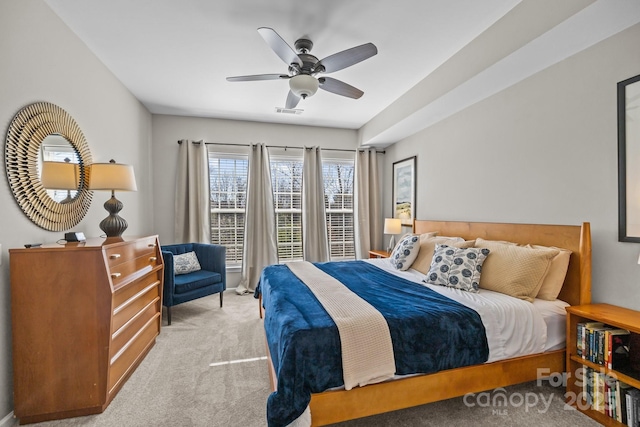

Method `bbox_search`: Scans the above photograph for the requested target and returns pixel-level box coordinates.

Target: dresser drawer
[110,298,159,359]
[113,271,161,309]
[105,237,158,268]
[113,282,160,332]
[108,255,161,289]
[108,314,160,392]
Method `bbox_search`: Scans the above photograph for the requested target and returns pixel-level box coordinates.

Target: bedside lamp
[384,218,402,254]
[41,159,79,204]
[88,159,137,238]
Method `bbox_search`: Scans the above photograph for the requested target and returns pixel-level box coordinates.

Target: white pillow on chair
[173,251,202,275]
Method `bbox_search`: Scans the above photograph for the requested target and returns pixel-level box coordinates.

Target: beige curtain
[354,148,382,259]
[175,140,210,243]
[302,146,329,262]
[236,143,278,294]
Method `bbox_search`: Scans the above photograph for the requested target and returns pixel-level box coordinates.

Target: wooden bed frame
[263,220,592,426]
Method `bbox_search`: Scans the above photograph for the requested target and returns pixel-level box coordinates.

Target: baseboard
[0,412,16,427]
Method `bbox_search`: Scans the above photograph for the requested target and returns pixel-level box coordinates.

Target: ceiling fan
[226,27,378,109]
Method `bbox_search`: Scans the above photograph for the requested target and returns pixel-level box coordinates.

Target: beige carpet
[24,291,600,427]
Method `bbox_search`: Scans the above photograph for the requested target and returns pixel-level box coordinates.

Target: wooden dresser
[9,236,164,424]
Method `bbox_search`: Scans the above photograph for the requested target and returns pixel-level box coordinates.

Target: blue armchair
[161,243,226,325]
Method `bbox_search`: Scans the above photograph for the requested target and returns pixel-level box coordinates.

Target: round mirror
[5,102,93,231]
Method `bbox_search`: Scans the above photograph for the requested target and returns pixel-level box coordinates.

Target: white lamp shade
[88,162,137,191]
[384,218,402,235]
[289,74,319,98]
[41,161,80,190]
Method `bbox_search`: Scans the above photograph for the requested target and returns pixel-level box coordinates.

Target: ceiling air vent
[275,107,303,115]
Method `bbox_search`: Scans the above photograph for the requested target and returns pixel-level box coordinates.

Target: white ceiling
[43,0,640,140]
[43,0,522,129]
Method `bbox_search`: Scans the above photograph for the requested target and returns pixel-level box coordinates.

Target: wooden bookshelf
[566,304,640,426]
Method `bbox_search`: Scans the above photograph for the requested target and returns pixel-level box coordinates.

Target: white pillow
[389,234,421,271]
[173,251,201,275]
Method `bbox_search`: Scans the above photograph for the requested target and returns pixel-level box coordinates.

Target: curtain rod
[177,140,385,154]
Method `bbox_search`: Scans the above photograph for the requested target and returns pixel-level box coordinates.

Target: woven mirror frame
[5,102,93,231]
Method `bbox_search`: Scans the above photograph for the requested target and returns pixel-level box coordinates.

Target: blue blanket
[257,261,489,427]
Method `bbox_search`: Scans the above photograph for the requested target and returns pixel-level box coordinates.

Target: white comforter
[366,258,565,362]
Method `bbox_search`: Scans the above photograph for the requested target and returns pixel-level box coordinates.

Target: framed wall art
[392,156,416,226]
[618,73,640,242]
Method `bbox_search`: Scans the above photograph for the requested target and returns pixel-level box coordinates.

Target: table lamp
[88,159,137,238]
[40,158,79,203]
[384,218,402,254]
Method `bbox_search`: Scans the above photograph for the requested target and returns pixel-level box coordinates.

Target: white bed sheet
[365,258,567,362]
[533,298,570,351]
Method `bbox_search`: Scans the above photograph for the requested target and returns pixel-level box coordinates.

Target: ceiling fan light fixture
[289,74,319,98]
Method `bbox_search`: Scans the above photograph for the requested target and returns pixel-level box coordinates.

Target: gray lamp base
[99,193,128,238]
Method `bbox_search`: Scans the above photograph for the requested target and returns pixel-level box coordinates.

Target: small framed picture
[392,156,416,226]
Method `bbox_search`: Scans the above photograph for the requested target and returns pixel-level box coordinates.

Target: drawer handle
[149,256,157,262]
[148,243,157,248]
[110,253,121,259]
[111,272,122,279]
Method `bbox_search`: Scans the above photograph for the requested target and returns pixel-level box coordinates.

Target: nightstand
[368,250,390,259]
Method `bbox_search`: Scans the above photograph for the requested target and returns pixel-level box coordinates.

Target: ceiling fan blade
[258,27,303,67]
[317,43,377,74]
[226,74,289,82]
[318,77,364,99]
[285,91,301,109]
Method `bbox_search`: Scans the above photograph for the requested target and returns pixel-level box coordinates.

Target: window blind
[209,153,248,265]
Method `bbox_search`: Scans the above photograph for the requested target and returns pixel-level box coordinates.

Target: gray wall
[382,23,640,311]
[0,1,154,423]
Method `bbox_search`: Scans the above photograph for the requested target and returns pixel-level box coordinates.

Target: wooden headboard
[413,220,592,306]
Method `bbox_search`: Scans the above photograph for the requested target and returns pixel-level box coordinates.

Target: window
[270,156,355,262]
[208,150,355,265]
[209,153,247,265]
[271,158,303,262]
[323,160,355,260]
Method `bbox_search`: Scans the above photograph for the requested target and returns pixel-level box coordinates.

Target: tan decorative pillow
[411,235,474,274]
[475,238,559,302]
[528,245,572,301]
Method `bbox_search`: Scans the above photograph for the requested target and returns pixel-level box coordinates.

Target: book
[617,381,632,424]
[587,324,609,363]
[605,329,610,369]
[582,322,604,360]
[605,375,612,417]
[608,329,631,369]
[598,328,606,365]
[594,372,605,413]
[626,388,640,427]
[577,322,584,357]
[583,367,592,406]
